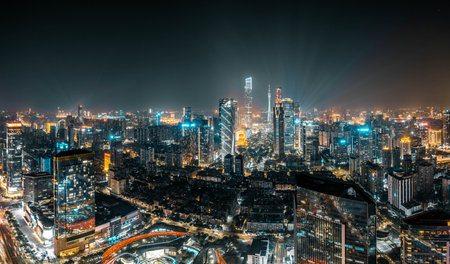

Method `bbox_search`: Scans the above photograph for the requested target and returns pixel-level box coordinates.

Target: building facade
[295,174,376,264]
[54,149,95,257]
[244,77,253,129]
[6,122,23,193]
[219,98,237,158]
[282,98,295,152]
[401,210,450,264]
[23,172,53,205]
[273,102,285,156]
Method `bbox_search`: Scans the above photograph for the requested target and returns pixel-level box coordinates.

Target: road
[0,222,23,264]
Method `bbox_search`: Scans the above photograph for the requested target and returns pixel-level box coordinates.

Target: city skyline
[1,2,450,264]
[2,1,450,112]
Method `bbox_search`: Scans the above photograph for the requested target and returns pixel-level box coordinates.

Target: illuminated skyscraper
[443,109,450,146]
[180,121,199,165]
[6,122,23,194]
[400,137,411,158]
[155,112,161,126]
[273,101,285,156]
[77,104,83,118]
[295,173,377,264]
[282,98,294,152]
[244,77,253,129]
[183,106,192,122]
[428,129,442,146]
[54,149,95,257]
[276,87,282,103]
[219,98,237,158]
[198,117,214,165]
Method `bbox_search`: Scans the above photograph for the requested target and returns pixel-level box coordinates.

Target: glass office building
[295,173,377,264]
[54,149,95,257]
[6,122,23,193]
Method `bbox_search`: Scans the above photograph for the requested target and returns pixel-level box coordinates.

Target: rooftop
[295,172,375,204]
[248,239,269,256]
[23,172,52,178]
[403,210,450,226]
[95,192,138,226]
[55,149,93,158]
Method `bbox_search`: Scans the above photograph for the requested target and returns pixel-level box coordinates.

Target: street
[0,222,23,264]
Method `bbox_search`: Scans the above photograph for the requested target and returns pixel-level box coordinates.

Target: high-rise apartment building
[6,122,23,194]
[388,170,415,210]
[54,149,95,257]
[295,173,377,264]
[219,98,237,158]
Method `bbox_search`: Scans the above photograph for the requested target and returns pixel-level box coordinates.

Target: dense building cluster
[0,79,449,264]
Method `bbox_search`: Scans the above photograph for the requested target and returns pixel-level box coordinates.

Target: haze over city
[1,1,450,112]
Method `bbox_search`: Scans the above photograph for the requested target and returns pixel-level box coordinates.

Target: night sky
[1,1,450,112]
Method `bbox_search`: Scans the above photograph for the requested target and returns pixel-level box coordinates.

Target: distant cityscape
[0,76,449,264]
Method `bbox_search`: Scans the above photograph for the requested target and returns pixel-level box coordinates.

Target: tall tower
[276,87,282,103]
[273,102,285,156]
[219,98,237,159]
[267,85,271,124]
[5,122,23,194]
[244,77,253,129]
[54,149,95,257]
[282,98,295,152]
[183,106,192,122]
[77,104,83,118]
[443,109,450,146]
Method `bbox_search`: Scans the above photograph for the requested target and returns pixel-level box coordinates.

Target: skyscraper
[388,170,415,210]
[443,109,450,146]
[276,87,282,103]
[273,101,285,156]
[282,98,294,152]
[54,149,95,257]
[400,137,411,158]
[183,106,192,122]
[6,122,23,194]
[295,173,377,264]
[234,154,244,176]
[77,104,83,118]
[244,77,253,129]
[219,98,237,159]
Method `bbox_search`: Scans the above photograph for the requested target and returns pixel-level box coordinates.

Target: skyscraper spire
[276,87,282,103]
